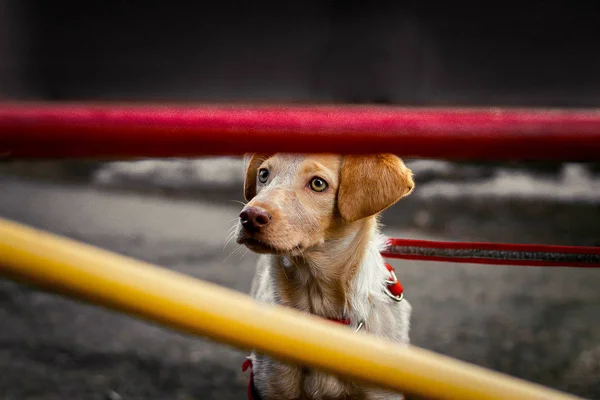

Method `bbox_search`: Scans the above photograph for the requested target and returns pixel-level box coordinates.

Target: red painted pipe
[1,102,600,160]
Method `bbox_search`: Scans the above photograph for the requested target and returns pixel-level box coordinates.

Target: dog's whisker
[226,226,238,237]
[223,220,241,250]
[224,228,236,241]
[223,234,236,250]
[224,244,243,262]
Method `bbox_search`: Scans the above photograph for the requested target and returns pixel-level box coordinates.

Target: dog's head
[236,154,414,255]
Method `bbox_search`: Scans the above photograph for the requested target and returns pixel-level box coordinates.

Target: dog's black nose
[240,207,271,232]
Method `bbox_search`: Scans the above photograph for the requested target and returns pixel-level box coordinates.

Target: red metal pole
[1,102,600,160]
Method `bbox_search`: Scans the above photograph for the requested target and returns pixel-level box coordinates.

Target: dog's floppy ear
[244,153,270,201]
[338,155,414,222]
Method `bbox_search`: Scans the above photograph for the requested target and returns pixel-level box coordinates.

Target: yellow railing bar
[0,217,582,400]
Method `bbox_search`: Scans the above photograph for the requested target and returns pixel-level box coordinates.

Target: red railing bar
[1,102,600,160]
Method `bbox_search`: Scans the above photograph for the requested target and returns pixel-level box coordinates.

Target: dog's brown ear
[244,153,270,201]
[338,155,414,222]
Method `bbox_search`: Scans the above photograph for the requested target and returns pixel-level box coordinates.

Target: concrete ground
[0,177,599,399]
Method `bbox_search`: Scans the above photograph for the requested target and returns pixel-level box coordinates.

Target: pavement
[0,177,599,399]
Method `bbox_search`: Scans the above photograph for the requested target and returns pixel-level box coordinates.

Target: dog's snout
[240,207,272,232]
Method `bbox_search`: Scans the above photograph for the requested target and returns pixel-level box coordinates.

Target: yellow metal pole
[0,217,582,400]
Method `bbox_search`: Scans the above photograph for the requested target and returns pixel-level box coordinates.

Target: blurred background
[1,1,600,399]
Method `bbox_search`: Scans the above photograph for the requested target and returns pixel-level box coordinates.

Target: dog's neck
[272,216,389,325]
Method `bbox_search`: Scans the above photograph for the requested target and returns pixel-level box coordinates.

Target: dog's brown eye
[258,168,269,183]
[309,177,328,192]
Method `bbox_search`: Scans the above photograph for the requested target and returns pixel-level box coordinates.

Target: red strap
[242,358,258,400]
[327,318,352,325]
[242,358,252,372]
[385,263,404,297]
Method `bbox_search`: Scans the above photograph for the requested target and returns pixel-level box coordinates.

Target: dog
[236,153,414,400]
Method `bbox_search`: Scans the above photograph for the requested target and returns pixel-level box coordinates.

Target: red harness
[242,263,404,400]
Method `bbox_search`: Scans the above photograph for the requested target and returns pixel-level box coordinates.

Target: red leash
[382,238,600,268]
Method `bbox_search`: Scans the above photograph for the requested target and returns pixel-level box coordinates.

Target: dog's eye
[309,177,328,192]
[258,168,269,183]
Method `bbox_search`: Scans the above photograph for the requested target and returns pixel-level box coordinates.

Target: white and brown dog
[236,154,414,400]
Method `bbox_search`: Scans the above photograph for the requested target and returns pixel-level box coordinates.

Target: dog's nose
[240,207,271,232]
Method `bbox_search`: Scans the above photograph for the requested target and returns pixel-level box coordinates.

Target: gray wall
[2,1,600,106]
